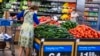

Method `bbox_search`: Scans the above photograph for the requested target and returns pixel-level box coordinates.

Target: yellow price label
[0,0,2,3]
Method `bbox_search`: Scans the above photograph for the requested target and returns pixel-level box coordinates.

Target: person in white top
[70,9,79,22]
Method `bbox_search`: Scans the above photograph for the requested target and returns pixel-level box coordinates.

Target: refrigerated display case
[84,2,100,30]
[34,0,76,21]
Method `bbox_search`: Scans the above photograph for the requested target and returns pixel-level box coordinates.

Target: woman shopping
[15,5,50,56]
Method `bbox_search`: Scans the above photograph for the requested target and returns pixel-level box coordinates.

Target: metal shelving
[84,2,100,30]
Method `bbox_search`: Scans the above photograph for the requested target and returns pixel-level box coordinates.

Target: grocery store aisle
[0,45,19,56]
[0,45,35,56]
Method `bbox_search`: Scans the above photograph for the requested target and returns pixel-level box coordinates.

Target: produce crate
[75,39,100,56]
[33,38,75,56]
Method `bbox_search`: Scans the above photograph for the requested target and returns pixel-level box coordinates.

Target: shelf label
[77,45,100,56]
[44,45,72,56]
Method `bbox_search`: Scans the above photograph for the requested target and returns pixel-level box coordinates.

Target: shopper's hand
[12,16,17,19]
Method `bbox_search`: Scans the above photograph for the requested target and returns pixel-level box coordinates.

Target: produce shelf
[85,11,98,13]
[35,37,75,41]
[39,5,56,8]
[86,2,100,4]
[38,11,69,14]
[33,38,75,56]
[76,39,100,41]
[86,20,97,22]
[85,6,99,9]
[85,16,98,17]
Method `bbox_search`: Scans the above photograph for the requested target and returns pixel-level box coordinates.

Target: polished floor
[0,45,35,56]
[0,45,19,56]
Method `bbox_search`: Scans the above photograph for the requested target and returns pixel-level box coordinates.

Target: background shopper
[70,9,79,23]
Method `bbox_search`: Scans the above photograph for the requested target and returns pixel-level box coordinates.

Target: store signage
[77,45,100,56]
[44,45,72,56]
[33,43,40,51]
[33,42,40,56]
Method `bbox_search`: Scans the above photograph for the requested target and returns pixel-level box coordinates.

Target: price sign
[77,45,100,56]
[33,42,40,56]
[44,45,72,56]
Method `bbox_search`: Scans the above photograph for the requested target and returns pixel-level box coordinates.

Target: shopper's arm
[33,13,40,25]
[16,10,24,19]
[33,13,51,25]
[12,10,24,21]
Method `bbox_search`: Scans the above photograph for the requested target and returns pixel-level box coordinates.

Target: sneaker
[4,34,12,39]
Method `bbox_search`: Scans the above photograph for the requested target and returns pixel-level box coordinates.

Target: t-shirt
[71,11,79,22]
[17,10,40,25]
[71,11,79,18]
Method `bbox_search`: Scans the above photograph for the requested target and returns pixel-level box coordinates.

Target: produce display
[69,25,100,39]
[5,0,100,40]
[60,2,76,20]
[62,3,76,13]
[84,3,99,29]
[61,20,77,30]
[34,24,73,39]
[60,14,70,20]
[37,1,76,20]
[34,16,60,27]
[20,1,28,10]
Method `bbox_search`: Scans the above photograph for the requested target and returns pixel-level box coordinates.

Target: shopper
[15,5,50,56]
[70,9,79,23]
[0,10,13,49]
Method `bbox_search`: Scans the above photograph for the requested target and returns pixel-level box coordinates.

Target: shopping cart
[0,18,17,56]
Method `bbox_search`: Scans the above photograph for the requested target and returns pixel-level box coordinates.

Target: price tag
[44,45,72,56]
[33,42,40,56]
[77,45,100,56]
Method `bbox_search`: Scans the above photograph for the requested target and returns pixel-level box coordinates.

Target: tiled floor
[0,45,35,56]
[0,45,19,56]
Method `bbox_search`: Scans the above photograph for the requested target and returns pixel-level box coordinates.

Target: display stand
[33,38,75,56]
[75,39,100,56]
